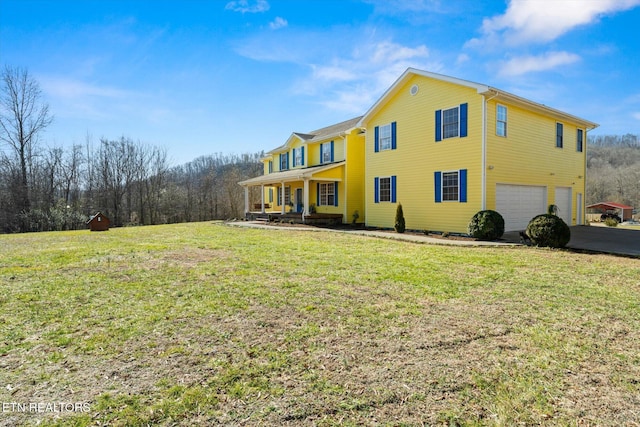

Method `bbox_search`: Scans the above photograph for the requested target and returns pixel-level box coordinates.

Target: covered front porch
[238,162,345,224]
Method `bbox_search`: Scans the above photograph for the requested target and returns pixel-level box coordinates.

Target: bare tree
[0,66,53,220]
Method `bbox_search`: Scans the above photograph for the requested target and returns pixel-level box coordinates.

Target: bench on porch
[304,213,343,226]
[253,203,271,210]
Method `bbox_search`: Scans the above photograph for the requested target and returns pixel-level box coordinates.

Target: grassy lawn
[0,222,639,426]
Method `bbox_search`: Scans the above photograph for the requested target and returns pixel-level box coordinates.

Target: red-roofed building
[586,202,634,221]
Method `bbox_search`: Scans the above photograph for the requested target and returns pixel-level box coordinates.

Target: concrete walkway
[228,221,519,248]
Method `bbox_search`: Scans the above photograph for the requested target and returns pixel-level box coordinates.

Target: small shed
[87,212,110,231]
[586,202,634,221]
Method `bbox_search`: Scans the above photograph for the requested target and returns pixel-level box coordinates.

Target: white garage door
[496,184,547,231]
[555,187,572,226]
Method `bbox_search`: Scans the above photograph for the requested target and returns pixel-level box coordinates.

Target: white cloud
[499,51,581,77]
[476,0,640,46]
[225,0,270,14]
[632,112,640,121]
[296,41,441,114]
[456,53,470,65]
[41,77,130,100]
[269,17,288,30]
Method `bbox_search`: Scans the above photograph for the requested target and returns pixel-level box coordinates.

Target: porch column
[281,182,286,214]
[260,185,265,213]
[303,178,310,223]
[244,186,249,215]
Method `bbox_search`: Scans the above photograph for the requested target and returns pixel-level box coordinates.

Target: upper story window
[435,103,467,142]
[556,123,564,148]
[443,107,460,139]
[268,160,273,173]
[576,129,584,153]
[379,124,392,150]
[497,105,507,137]
[293,147,305,167]
[280,152,289,170]
[374,122,397,152]
[321,141,334,163]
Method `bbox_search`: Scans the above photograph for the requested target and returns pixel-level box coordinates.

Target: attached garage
[555,187,572,226]
[496,184,547,231]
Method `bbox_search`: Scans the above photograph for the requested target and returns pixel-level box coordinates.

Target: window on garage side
[556,122,564,148]
[497,105,507,137]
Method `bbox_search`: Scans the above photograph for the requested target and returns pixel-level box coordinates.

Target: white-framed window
[442,106,459,139]
[379,177,392,202]
[379,123,392,151]
[277,186,290,205]
[321,142,332,163]
[442,171,459,202]
[319,182,335,206]
[556,122,564,148]
[497,105,507,137]
[280,153,288,170]
[294,147,303,167]
[577,129,584,153]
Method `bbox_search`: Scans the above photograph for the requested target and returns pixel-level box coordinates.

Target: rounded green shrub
[526,214,571,248]
[467,210,505,240]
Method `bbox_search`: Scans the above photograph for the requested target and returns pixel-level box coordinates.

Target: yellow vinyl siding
[365,75,482,233]
[345,131,365,223]
[485,100,586,225]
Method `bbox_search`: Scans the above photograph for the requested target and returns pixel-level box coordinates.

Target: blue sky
[2,0,640,165]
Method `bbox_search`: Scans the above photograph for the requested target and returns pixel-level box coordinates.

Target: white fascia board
[485,88,599,130]
[357,67,490,127]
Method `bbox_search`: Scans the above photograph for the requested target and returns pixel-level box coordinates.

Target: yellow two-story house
[239,117,366,224]
[240,68,598,232]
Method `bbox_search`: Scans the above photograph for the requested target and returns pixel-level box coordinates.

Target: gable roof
[587,202,634,210]
[239,161,345,186]
[357,68,598,130]
[268,116,363,154]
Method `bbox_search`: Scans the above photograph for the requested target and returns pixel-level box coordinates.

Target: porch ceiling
[239,161,345,186]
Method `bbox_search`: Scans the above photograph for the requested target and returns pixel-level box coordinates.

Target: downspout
[481,90,499,211]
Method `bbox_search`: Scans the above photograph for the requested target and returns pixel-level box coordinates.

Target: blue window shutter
[391,175,397,203]
[434,171,442,202]
[391,121,397,149]
[374,177,380,203]
[334,182,338,207]
[292,150,296,167]
[374,126,379,152]
[316,183,320,206]
[330,141,334,162]
[459,169,467,202]
[319,144,324,163]
[460,103,468,138]
[435,110,442,142]
[286,152,290,169]
[301,146,305,165]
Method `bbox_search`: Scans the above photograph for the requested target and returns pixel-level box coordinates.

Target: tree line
[587,134,640,212]
[0,65,263,233]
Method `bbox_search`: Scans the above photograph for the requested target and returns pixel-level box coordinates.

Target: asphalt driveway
[566,225,640,257]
